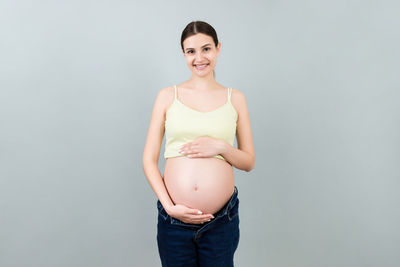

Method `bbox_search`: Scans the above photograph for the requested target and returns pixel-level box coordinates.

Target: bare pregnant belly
[163,156,235,215]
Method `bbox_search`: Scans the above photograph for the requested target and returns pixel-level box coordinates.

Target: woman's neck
[187,73,218,90]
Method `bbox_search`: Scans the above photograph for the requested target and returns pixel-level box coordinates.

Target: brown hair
[180,21,219,77]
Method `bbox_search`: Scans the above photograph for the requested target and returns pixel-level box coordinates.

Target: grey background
[1,0,399,266]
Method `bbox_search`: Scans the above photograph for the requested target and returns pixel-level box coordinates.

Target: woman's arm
[220,88,255,172]
[142,88,175,211]
[219,140,254,172]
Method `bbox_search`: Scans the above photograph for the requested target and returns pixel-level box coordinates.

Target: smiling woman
[181,25,219,78]
[142,20,255,267]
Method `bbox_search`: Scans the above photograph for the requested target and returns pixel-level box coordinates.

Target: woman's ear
[217,42,221,56]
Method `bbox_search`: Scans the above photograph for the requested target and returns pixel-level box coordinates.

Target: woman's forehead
[183,33,213,48]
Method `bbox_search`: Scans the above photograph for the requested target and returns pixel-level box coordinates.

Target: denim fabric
[156,186,240,267]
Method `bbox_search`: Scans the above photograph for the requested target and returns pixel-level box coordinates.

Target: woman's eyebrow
[185,43,212,51]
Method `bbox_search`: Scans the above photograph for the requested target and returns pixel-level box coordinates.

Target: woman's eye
[187,47,209,54]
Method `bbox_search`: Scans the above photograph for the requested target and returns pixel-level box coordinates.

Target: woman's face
[182,33,221,77]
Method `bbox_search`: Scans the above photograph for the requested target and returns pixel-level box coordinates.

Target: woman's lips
[194,63,209,70]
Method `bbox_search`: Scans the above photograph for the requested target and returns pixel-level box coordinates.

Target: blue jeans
[156,186,240,267]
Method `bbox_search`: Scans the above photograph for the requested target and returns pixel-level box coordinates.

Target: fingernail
[198,211,202,214]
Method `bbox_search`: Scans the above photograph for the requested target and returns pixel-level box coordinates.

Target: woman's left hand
[179,136,225,159]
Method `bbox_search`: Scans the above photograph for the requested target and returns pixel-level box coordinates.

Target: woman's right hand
[167,204,215,224]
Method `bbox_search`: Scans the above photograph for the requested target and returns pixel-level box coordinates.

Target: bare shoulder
[153,86,175,114]
[230,88,249,115]
[143,86,175,163]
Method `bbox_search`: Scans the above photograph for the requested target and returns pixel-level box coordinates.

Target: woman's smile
[194,63,209,70]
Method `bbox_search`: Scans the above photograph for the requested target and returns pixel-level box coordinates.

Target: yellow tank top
[164,85,237,161]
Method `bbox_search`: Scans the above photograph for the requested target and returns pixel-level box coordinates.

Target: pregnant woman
[142,20,255,267]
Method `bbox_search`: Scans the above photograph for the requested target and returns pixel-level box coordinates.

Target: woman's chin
[192,70,213,77]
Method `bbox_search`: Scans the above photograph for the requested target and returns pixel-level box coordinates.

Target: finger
[188,209,203,215]
[186,215,214,223]
[188,152,202,158]
[193,214,214,220]
[187,217,212,224]
[183,213,208,219]
[187,148,196,153]
[186,210,215,220]
[181,149,193,156]
[207,213,215,219]
[186,142,194,147]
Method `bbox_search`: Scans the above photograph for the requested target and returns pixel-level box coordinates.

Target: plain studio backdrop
[0,0,399,266]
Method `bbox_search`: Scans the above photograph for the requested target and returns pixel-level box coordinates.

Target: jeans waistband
[212,185,238,217]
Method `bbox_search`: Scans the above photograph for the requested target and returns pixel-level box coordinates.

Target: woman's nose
[195,51,204,61]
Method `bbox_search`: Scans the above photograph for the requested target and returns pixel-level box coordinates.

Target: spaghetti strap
[174,85,177,100]
[228,87,232,102]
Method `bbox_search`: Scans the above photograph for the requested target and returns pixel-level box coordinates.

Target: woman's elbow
[246,155,255,172]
